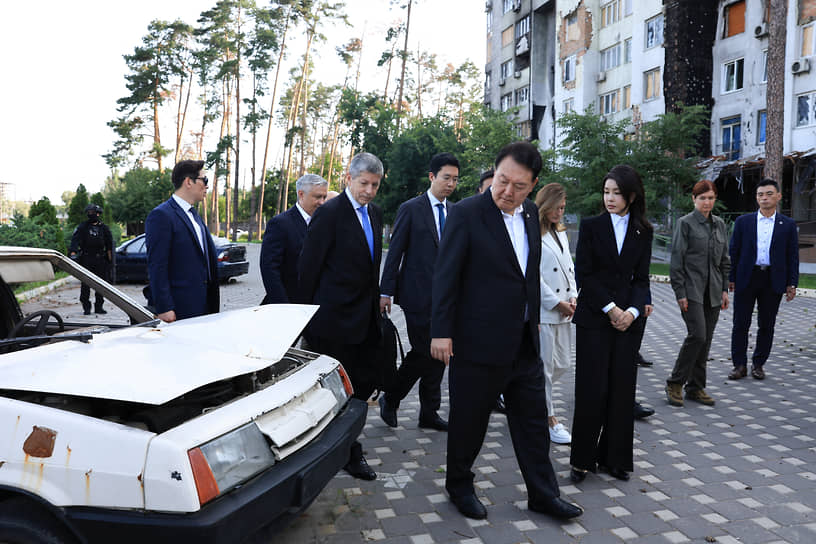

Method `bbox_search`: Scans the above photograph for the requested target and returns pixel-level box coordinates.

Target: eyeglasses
[193,176,209,186]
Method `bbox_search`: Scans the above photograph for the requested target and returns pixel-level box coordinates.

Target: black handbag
[376,311,405,396]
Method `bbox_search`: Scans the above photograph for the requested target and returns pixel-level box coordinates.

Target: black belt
[753,265,771,271]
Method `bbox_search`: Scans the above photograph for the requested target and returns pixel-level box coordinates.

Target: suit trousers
[731,268,782,368]
[446,327,560,503]
[386,313,445,417]
[571,322,640,473]
[668,298,720,391]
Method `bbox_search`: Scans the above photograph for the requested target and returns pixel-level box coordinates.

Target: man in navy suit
[260,174,328,304]
[430,142,581,521]
[378,153,459,432]
[728,178,799,381]
[145,160,219,322]
[299,152,384,481]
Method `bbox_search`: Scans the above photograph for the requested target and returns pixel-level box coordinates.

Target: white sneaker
[549,423,572,444]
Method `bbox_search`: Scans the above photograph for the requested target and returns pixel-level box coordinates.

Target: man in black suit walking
[430,142,582,521]
[260,174,328,304]
[298,152,384,480]
[378,153,459,432]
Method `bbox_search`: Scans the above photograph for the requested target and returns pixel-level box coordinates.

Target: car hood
[0,304,318,405]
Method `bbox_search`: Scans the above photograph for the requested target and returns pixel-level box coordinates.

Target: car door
[115,236,148,282]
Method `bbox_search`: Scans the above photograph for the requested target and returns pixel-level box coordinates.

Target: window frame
[601,0,622,29]
[601,43,622,71]
[502,0,514,14]
[501,26,514,47]
[644,67,661,101]
[623,85,631,109]
[624,38,632,63]
[796,91,816,127]
[500,60,513,80]
[722,57,745,94]
[563,98,575,113]
[645,14,664,50]
[721,115,742,160]
[761,50,768,84]
[500,92,514,112]
[599,89,620,115]
[801,22,815,58]
[565,12,579,41]
[515,16,530,39]
[723,0,746,39]
[564,55,576,83]
[757,110,767,144]
[515,86,530,106]
[487,9,493,33]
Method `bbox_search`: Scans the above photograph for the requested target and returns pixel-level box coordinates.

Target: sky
[0,1,484,206]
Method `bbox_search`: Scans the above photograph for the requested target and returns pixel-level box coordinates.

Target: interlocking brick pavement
[19,245,816,542]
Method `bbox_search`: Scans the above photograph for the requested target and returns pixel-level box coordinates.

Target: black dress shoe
[450,493,487,519]
[94,307,107,314]
[528,496,583,519]
[344,455,376,480]
[418,413,448,431]
[494,395,506,414]
[598,465,630,481]
[633,401,655,420]
[751,365,766,380]
[378,395,398,428]
[570,467,587,483]
[636,352,653,367]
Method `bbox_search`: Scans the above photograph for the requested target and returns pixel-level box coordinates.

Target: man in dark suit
[728,178,798,381]
[430,142,582,521]
[378,153,459,432]
[145,160,219,322]
[260,174,328,304]
[298,152,384,480]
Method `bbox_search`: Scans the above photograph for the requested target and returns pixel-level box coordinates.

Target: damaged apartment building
[484,0,816,232]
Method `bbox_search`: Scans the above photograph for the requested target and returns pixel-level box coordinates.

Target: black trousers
[731,268,783,369]
[446,327,559,503]
[571,321,641,473]
[79,257,109,309]
[385,313,444,417]
[308,330,379,461]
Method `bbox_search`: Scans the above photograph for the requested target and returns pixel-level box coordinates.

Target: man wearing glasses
[145,159,219,322]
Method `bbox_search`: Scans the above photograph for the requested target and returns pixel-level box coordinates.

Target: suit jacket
[572,213,652,329]
[298,191,383,344]
[670,209,730,306]
[260,205,307,304]
[145,197,219,320]
[539,229,577,324]
[380,193,450,325]
[729,211,799,294]
[431,191,541,365]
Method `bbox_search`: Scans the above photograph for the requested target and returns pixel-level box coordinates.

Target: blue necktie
[359,205,374,260]
[436,203,446,238]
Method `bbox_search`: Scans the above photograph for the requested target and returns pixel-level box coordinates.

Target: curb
[649,273,816,298]
[15,277,78,303]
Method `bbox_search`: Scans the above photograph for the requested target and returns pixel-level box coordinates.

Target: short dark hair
[479,169,494,186]
[757,178,780,192]
[429,153,459,176]
[494,142,542,180]
[172,160,205,189]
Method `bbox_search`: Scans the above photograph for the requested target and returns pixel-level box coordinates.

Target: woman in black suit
[570,165,653,483]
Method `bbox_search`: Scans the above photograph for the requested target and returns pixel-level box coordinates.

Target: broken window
[487,10,493,33]
[563,98,575,113]
[724,1,746,38]
[501,59,513,79]
[565,12,579,41]
[515,86,530,105]
[623,85,631,109]
[721,116,741,160]
[644,67,661,101]
[645,15,664,49]
[757,110,767,144]
[502,26,514,47]
[515,16,530,38]
[796,92,816,127]
[501,93,513,112]
[503,0,514,14]
[722,58,744,93]
[624,38,632,63]
[802,23,815,57]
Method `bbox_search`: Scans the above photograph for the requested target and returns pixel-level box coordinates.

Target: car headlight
[188,423,275,505]
[320,364,353,408]
[217,251,227,261]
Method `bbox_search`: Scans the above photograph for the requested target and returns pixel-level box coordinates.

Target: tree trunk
[258,6,292,231]
[298,29,315,178]
[153,73,163,172]
[396,0,412,132]
[416,43,422,119]
[764,0,787,187]
[383,40,396,101]
[233,49,241,242]
[175,66,193,163]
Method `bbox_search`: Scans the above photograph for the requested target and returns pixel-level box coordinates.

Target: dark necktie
[358,205,374,260]
[188,206,211,278]
[436,203,446,238]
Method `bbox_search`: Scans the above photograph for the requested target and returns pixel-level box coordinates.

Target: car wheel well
[0,493,80,544]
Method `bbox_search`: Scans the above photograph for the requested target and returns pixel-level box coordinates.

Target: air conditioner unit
[754,24,768,38]
[499,77,507,86]
[512,0,522,12]
[792,58,811,74]
[596,71,607,82]
[514,70,522,78]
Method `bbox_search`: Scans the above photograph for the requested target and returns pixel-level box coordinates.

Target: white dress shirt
[602,212,640,319]
[427,190,447,239]
[756,211,776,266]
[501,205,529,276]
[295,202,312,225]
[172,194,205,252]
[345,187,371,232]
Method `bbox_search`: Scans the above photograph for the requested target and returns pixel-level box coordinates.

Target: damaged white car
[0,246,366,544]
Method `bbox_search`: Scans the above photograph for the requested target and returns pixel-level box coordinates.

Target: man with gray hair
[260,173,328,304]
[299,152,384,480]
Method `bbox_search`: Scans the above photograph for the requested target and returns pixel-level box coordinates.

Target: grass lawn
[12,271,69,295]
[649,263,816,289]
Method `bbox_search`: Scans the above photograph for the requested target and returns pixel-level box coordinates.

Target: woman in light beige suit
[536,183,577,445]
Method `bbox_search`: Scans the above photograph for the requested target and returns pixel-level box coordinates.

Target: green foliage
[28,197,58,226]
[105,168,174,226]
[542,105,709,220]
[381,117,460,222]
[0,213,66,254]
[456,105,517,195]
[67,184,90,228]
[337,89,399,163]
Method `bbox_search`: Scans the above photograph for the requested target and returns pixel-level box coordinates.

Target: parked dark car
[114,233,249,283]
